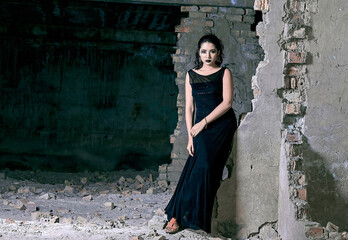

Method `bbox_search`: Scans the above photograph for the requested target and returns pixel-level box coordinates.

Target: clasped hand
[190,120,206,138]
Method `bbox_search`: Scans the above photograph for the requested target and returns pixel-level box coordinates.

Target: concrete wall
[305,0,348,231]
[0,1,179,171]
[212,0,284,238]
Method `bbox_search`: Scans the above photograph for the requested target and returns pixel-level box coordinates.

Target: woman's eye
[201,50,206,54]
[211,50,216,53]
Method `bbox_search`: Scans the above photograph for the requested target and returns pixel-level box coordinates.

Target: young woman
[164,34,237,234]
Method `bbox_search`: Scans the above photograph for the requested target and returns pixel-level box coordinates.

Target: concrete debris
[14,200,26,210]
[148,215,167,230]
[25,201,37,212]
[64,186,74,194]
[155,208,165,216]
[17,187,30,194]
[39,193,55,200]
[82,195,93,201]
[326,221,339,232]
[0,169,226,239]
[136,175,145,184]
[80,177,88,184]
[104,202,115,210]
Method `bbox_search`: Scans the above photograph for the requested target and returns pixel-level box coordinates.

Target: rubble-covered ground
[0,169,229,240]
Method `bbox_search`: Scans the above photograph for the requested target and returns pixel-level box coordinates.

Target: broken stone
[148,215,167,230]
[64,186,74,194]
[77,216,88,224]
[61,217,73,224]
[35,188,43,194]
[157,180,168,190]
[132,190,142,195]
[80,177,87,184]
[118,176,125,183]
[2,200,9,205]
[146,187,155,194]
[17,187,30,194]
[136,183,144,190]
[29,186,36,193]
[49,216,59,224]
[104,202,115,210]
[118,215,128,221]
[82,195,93,201]
[326,221,339,232]
[39,193,55,200]
[122,190,131,196]
[14,200,26,210]
[80,188,89,195]
[148,174,153,182]
[5,218,15,224]
[64,180,72,186]
[136,175,145,184]
[132,213,141,219]
[57,209,70,214]
[9,185,16,191]
[31,211,51,221]
[25,202,37,212]
[126,177,135,183]
[155,208,165,216]
[100,190,109,195]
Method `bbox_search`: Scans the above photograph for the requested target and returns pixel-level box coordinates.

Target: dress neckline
[192,67,224,76]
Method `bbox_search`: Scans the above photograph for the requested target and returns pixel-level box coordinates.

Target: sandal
[164,218,181,234]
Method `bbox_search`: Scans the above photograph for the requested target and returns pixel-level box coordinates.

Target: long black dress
[165,67,237,233]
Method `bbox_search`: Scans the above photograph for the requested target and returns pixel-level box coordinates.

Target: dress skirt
[165,109,237,233]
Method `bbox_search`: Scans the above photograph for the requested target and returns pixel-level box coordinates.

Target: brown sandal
[164,218,181,234]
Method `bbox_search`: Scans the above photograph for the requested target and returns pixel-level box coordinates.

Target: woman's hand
[190,119,206,138]
[187,138,194,156]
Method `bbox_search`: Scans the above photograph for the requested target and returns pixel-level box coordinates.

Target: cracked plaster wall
[212,0,284,238]
[304,0,348,231]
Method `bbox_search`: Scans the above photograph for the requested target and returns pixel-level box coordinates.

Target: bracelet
[204,117,208,129]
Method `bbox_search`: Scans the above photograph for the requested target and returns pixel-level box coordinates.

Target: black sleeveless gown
[165,67,237,233]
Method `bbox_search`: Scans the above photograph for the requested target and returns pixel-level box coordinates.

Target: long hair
[194,34,224,70]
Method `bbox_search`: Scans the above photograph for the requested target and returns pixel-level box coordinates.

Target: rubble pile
[0,169,225,240]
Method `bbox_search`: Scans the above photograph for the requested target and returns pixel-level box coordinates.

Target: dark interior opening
[0,1,184,172]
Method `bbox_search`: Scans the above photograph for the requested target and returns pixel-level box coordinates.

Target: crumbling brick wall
[158,4,263,185]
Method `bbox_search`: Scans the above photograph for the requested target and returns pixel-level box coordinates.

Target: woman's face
[199,42,219,67]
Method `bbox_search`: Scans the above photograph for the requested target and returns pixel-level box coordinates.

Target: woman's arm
[185,72,195,156]
[190,68,234,137]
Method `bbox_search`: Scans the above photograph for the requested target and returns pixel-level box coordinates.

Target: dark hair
[194,34,224,69]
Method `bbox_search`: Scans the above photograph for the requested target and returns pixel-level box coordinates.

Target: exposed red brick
[307,227,324,238]
[199,6,217,13]
[288,51,306,64]
[170,136,176,144]
[297,188,307,200]
[181,6,198,12]
[298,175,306,185]
[286,103,301,115]
[286,66,300,76]
[285,76,301,89]
[205,20,214,27]
[189,11,206,18]
[175,25,190,33]
[286,131,301,142]
[287,41,298,50]
[253,88,261,98]
[254,0,270,11]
